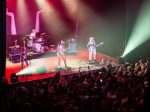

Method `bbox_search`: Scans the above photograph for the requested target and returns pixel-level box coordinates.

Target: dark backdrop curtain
[0,0,6,84]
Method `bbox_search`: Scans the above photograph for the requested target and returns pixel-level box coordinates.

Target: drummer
[29,28,36,39]
[27,28,37,49]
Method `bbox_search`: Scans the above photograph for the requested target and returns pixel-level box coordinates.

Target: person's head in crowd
[1,57,149,112]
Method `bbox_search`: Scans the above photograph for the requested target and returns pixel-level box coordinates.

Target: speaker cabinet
[68,39,77,53]
[9,46,20,63]
[9,54,20,63]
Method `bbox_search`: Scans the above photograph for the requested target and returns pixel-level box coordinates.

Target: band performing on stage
[8,28,104,69]
[5,2,146,111]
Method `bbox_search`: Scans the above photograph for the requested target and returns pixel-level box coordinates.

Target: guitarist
[87,37,103,63]
[56,40,67,68]
[20,46,29,69]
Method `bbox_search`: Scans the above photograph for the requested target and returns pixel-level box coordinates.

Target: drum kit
[23,32,49,53]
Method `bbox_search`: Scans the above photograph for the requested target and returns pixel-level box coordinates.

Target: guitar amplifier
[68,39,77,53]
[9,45,20,55]
[9,45,20,63]
[9,54,20,63]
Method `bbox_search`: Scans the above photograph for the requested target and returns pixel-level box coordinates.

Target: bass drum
[32,43,43,53]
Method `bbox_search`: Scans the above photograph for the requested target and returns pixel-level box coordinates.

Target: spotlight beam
[122,0,150,57]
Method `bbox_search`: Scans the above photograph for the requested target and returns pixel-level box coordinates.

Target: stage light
[122,0,150,57]
[36,65,47,74]
[36,0,46,9]
[16,67,33,75]
[16,59,49,75]
[35,0,69,40]
[6,8,17,35]
[62,0,79,20]
[11,73,18,83]
[17,0,30,31]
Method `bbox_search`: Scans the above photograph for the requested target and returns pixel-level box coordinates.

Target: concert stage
[6,49,118,84]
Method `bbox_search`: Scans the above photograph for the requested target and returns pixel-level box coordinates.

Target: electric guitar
[87,42,104,49]
[96,42,104,47]
[56,47,70,55]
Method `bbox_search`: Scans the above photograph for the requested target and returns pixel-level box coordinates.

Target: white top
[29,32,36,39]
[57,44,65,55]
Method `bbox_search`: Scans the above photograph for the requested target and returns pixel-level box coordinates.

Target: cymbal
[40,32,46,35]
[25,34,30,36]
[50,45,55,47]
[9,45,20,48]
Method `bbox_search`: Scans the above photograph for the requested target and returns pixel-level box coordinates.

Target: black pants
[21,59,28,69]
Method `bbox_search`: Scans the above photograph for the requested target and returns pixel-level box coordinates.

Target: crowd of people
[0,58,150,112]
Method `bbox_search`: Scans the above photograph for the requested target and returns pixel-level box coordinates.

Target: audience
[0,58,150,112]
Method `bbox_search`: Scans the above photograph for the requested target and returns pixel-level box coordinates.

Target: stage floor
[6,49,118,83]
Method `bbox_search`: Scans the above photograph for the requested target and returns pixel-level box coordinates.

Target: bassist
[20,46,29,69]
[87,37,103,63]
